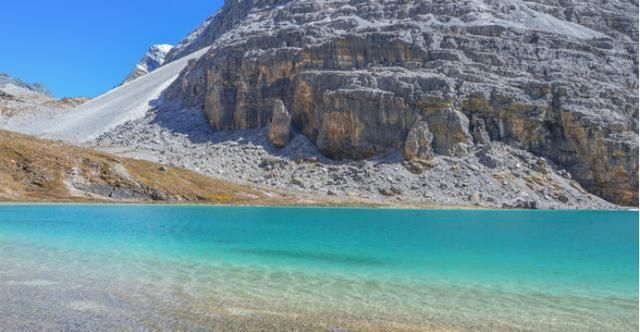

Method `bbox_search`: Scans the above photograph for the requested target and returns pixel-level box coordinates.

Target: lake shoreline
[0,199,631,211]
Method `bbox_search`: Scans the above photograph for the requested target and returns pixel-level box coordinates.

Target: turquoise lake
[0,205,637,331]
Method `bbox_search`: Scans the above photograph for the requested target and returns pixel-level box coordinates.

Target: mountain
[122,44,173,84]
[0,73,87,118]
[0,72,52,97]
[161,0,638,206]
[0,0,636,208]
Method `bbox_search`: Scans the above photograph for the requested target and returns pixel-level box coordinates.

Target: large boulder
[425,109,473,157]
[471,116,492,146]
[404,121,434,161]
[268,99,292,148]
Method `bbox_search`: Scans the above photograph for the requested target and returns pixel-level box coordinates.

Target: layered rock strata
[162,0,638,205]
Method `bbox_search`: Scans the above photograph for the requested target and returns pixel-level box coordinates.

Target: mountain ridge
[0,73,52,97]
[122,44,173,84]
[0,73,88,119]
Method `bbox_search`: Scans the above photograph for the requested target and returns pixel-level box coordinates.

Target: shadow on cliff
[149,100,335,162]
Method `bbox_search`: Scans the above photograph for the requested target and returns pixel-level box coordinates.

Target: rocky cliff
[163,0,638,205]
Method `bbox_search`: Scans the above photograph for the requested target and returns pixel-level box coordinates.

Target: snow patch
[122,44,174,84]
[465,1,608,40]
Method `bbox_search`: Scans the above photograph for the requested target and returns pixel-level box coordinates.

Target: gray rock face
[95,117,618,210]
[268,99,292,148]
[163,0,638,205]
[122,44,173,84]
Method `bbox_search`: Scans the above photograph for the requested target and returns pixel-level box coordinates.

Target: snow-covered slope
[122,44,173,84]
[2,47,209,143]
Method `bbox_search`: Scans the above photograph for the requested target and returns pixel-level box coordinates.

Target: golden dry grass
[0,130,286,204]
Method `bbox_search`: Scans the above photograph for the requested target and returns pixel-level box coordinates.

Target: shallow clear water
[0,205,637,331]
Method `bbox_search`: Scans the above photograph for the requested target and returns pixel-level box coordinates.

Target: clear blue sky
[0,1,223,98]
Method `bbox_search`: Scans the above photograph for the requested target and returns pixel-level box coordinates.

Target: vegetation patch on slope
[0,130,292,205]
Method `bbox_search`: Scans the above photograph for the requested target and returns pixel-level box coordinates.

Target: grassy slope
[0,130,300,205]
